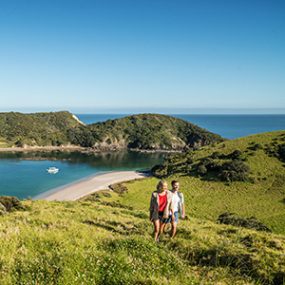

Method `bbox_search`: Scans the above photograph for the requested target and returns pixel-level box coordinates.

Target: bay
[0,151,167,200]
[76,114,285,140]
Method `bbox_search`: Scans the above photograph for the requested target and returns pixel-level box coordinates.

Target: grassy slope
[117,131,285,235]
[1,130,285,284]
[0,200,284,284]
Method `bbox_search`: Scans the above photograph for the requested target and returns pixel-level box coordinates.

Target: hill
[0,112,224,151]
[106,131,285,235]
[0,199,284,284]
[0,111,83,147]
[76,113,225,150]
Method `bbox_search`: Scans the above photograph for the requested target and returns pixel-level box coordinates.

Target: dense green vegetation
[0,198,284,284]
[84,113,225,150]
[0,111,224,150]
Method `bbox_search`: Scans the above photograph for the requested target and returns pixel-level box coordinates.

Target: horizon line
[1,107,285,115]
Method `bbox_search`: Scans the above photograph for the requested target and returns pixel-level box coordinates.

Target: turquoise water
[0,151,167,200]
[76,114,285,139]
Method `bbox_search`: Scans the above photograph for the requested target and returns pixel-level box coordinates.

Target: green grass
[117,131,285,235]
[1,130,285,284]
[0,200,284,284]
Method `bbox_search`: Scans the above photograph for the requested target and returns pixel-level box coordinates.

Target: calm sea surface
[0,114,284,200]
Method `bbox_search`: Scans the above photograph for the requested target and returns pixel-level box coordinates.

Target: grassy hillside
[0,199,284,284]
[0,111,83,147]
[107,131,285,235]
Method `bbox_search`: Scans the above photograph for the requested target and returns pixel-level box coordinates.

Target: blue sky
[1,0,285,114]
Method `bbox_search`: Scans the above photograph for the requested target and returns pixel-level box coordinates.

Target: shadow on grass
[177,247,284,285]
[83,220,144,235]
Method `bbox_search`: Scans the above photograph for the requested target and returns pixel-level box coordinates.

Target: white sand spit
[34,170,151,201]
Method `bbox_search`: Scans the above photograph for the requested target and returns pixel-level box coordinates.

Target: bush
[0,196,23,211]
[247,144,263,151]
[254,143,263,149]
[151,163,168,178]
[197,164,207,175]
[217,213,271,232]
[278,143,285,160]
[229,150,243,160]
[200,157,214,166]
[211,151,221,159]
[110,183,128,196]
[198,157,220,172]
[218,161,250,182]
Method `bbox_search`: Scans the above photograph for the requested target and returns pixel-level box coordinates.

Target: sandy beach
[34,170,151,201]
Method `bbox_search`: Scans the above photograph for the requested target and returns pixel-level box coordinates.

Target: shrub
[217,213,271,232]
[151,163,168,178]
[254,143,263,149]
[229,150,243,160]
[218,161,250,182]
[198,157,220,172]
[200,157,214,166]
[110,183,128,196]
[211,151,221,159]
[197,164,207,175]
[278,143,285,160]
[247,144,263,151]
[185,164,192,172]
[0,196,25,212]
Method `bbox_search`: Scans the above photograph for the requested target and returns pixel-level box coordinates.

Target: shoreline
[33,170,152,201]
[0,146,181,154]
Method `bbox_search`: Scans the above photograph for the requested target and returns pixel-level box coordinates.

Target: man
[164,180,185,239]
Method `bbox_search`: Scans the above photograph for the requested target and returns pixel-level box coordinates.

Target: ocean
[75,114,285,140]
[0,114,284,200]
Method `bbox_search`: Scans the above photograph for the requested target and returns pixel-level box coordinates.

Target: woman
[149,180,174,241]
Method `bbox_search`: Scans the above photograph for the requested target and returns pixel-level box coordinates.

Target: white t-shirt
[171,192,180,213]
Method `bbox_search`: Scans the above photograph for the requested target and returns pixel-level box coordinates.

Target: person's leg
[159,222,167,238]
[170,221,177,239]
[170,212,179,239]
[152,220,160,240]
[163,223,168,233]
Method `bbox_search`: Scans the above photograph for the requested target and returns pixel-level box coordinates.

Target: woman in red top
[149,180,174,241]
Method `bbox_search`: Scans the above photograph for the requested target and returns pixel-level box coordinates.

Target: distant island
[0,111,225,152]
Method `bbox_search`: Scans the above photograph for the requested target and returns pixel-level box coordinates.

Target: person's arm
[149,194,154,222]
[181,203,185,219]
[171,208,175,223]
[149,210,153,222]
[169,192,175,221]
[180,192,185,219]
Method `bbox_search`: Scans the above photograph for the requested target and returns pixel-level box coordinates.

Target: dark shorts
[158,211,170,224]
[167,211,179,223]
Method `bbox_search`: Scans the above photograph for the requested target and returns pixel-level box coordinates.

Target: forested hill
[84,113,224,150]
[0,111,224,150]
[0,111,84,147]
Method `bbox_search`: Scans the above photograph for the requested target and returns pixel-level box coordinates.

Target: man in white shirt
[164,180,185,239]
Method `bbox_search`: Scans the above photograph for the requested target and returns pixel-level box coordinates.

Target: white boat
[46,167,59,174]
